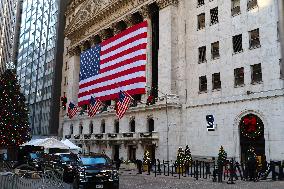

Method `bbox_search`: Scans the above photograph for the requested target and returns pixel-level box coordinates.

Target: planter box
[120,163,136,171]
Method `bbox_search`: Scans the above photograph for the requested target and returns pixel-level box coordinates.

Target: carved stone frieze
[157,0,178,9]
[65,0,179,47]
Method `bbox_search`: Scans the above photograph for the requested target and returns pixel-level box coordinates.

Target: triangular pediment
[65,0,114,38]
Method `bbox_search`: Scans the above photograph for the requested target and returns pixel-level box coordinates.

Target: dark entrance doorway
[145,144,156,163]
[113,145,120,161]
[128,145,136,161]
[239,114,265,162]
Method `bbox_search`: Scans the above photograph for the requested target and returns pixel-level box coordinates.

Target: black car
[54,153,79,183]
[73,154,119,189]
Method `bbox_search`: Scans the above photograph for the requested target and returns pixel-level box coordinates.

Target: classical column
[157,0,178,95]
[67,46,81,105]
[139,5,152,101]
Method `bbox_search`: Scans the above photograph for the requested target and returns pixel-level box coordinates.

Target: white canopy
[21,138,70,150]
[61,139,81,150]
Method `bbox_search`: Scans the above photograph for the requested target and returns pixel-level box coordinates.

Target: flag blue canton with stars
[80,45,101,81]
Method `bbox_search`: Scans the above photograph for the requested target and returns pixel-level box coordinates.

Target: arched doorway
[239,114,265,162]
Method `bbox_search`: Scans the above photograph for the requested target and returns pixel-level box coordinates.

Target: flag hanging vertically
[88,96,102,117]
[116,91,132,119]
[68,102,82,119]
[78,21,148,106]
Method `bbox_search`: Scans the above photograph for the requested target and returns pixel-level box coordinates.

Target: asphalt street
[119,172,284,189]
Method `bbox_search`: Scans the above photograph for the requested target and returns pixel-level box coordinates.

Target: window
[211,41,220,59]
[232,0,241,16]
[277,21,280,40]
[280,59,283,79]
[198,46,206,63]
[197,0,204,6]
[234,67,244,86]
[114,120,119,133]
[249,29,260,49]
[70,124,73,135]
[148,118,154,132]
[130,119,135,132]
[197,13,205,30]
[79,123,83,134]
[210,7,218,25]
[247,0,258,10]
[251,63,262,83]
[89,122,93,134]
[233,34,243,53]
[212,73,221,90]
[199,76,207,92]
[101,120,105,133]
[64,76,67,85]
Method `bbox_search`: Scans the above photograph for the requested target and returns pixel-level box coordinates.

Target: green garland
[240,114,263,139]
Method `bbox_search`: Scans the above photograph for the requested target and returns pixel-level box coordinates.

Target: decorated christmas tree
[184,145,192,165]
[143,150,151,164]
[217,146,227,165]
[0,69,31,147]
[175,147,185,166]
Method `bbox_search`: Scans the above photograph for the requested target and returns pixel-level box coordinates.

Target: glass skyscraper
[16,0,69,136]
[0,0,21,74]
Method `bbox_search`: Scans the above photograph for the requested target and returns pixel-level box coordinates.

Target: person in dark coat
[136,159,142,174]
[115,158,121,170]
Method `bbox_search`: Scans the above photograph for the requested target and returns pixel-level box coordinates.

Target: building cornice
[65,0,179,48]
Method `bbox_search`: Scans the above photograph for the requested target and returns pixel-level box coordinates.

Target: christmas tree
[175,147,185,166]
[217,146,227,165]
[184,145,192,165]
[143,150,151,164]
[0,69,31,147]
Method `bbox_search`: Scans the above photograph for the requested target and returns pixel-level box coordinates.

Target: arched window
[79,122,83,134]
[114,119,119,133]
[89,122,93,134]
[101,120,105,133]
[130,118,135,132]
[70,124,73,135]
[148,118,154,132]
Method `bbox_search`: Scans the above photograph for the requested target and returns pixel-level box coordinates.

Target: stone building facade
[61,0,284,162]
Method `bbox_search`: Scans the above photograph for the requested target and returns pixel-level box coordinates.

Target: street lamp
[279,0,284,78]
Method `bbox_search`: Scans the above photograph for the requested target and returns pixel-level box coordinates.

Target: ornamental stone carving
[65,0,179,48]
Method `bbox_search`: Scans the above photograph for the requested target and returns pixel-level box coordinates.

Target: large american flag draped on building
[78,21,148,106]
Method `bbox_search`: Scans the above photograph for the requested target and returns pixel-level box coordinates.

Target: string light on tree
[0,69,31,147]
[217,146,227,165]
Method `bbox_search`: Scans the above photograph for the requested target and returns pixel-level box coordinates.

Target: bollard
[271,161,276,181]
[163,160,166,176]
[154,160,157,177]
[195,160,199,180]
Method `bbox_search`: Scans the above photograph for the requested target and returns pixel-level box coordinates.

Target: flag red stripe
[78,77,146,98]
[101,21,148,47]
[79,65,145,90]
[100,43,147,65]
[100,54,146,73]
[101,32,147,56]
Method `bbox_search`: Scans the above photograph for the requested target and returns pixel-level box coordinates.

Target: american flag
[88,96,102,117]
[78,21,148,106]
[116,91,132,119]
[68,102,82,119]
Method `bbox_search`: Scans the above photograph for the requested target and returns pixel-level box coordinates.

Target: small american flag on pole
[88,96,102,117]
[68,102,82,119]
[78,21,148,106]
[116,91,132,119]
